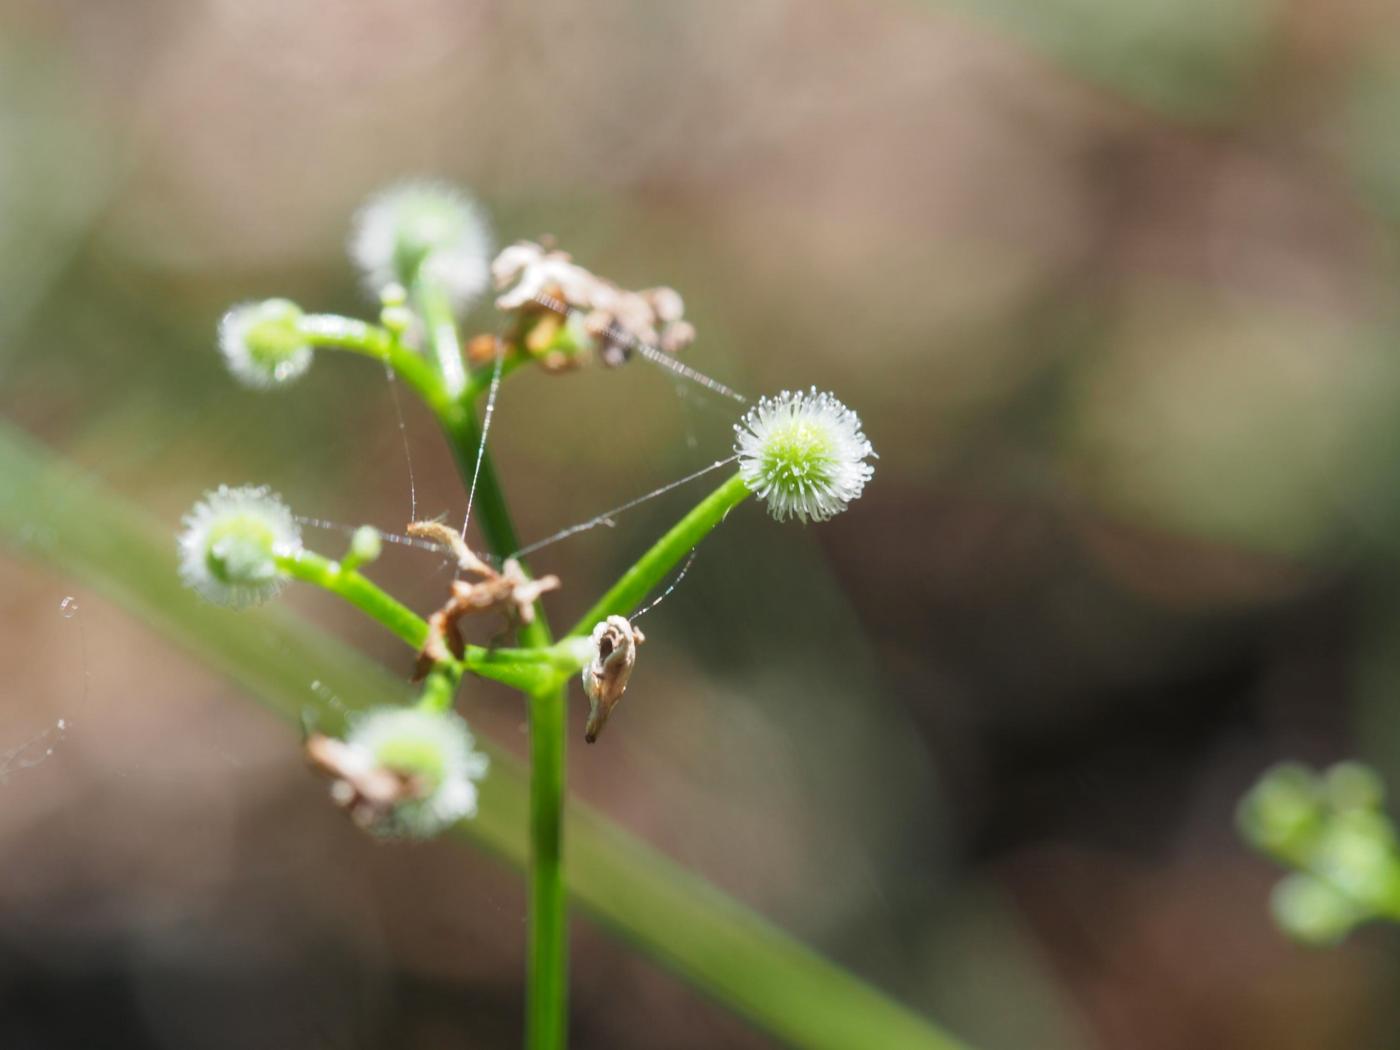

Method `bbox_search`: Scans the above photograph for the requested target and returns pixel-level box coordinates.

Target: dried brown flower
[407,520,561,678]
[305,732,425,830]
[491,240,695,368]
[582,615,645,743]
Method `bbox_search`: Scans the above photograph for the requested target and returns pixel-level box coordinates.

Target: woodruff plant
[1239,760,1400,946]
[179,180,876,1049]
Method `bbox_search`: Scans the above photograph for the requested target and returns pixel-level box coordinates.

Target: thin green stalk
[298,314,455,419]
[444,385,754,1050]
[276,548,554,694]
[418,662,462,714]
[422,291,568,1050]
[447,414,570,1049]
[446,411,570,1048]
[415,279,468,398]
[278,548,425,648]
[300,307,519,562]
[568,472,752,638]
[526,681,567,1050]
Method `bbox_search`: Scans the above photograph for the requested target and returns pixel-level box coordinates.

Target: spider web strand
[530,292,749,404]
[512,455,737,559]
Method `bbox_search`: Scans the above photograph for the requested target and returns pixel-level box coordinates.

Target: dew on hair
[0,716,69,785]
[309,679,348,716]
[630,338,748,404]
[632,548,698,621]
[60,594,91,710]
[294,514,454,556]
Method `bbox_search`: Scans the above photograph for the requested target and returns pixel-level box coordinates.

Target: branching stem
[275,549,559,694]
[301,301,752,1050]
[298,314,454,418]
[405,284,569,1050]
[567,472,751,638]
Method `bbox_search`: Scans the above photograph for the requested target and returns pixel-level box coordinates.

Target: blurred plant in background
[1240,762,1400,946]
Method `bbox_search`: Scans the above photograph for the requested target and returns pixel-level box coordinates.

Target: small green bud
[1237,762,1324,860]
[1325,761,1386,814]
[380,304,414,336]
[1270,873,1362,947]
[177,485,301,608]
[342,525,382,571]
[218,299,313,388]
[349,182,492,312]
[380,282,408,309]
[340,706,490,837]
[1313,810,1400,908]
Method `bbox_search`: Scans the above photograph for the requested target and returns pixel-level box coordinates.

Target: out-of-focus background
[5,1,1400,1047]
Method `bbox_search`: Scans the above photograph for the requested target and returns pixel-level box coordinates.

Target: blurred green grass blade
[0,419,970,1050]
[1345,54,1400,228]
[940,0,1277,122]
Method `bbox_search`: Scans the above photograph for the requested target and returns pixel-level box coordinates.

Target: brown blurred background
[5,0,1400,1047]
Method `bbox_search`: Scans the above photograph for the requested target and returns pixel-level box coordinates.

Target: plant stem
[418,662,462,714]
[526,682,567,1050]
[276,549,554,693]
[455,434,570,1049]
[422,295,568,1050]
[302,307,525,563]
[415,280,468,398]
[448,404,571,1048]
[298,314,456,418]
[278,549,425,647]
[567,472,752,638]
[447,409,526,558]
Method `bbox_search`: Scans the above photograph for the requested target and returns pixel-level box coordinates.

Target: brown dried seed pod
[491,240,696,368]
[466,333,506,367]
[406,521,561,679]
[305,733,425,830]
[582,615,645,743]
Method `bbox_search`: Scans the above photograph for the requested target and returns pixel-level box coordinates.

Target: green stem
[452,429,569,1049]
[276,549,555,694]
[567,472,752,638]
[450,414,570,1049]
[298,314,456,419]
[418,662,462,714]
[527,683,568,1050]
[424,292,569,1050]
[415,279,468,398]
[278,549,425,647]
[447,410,525,559]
